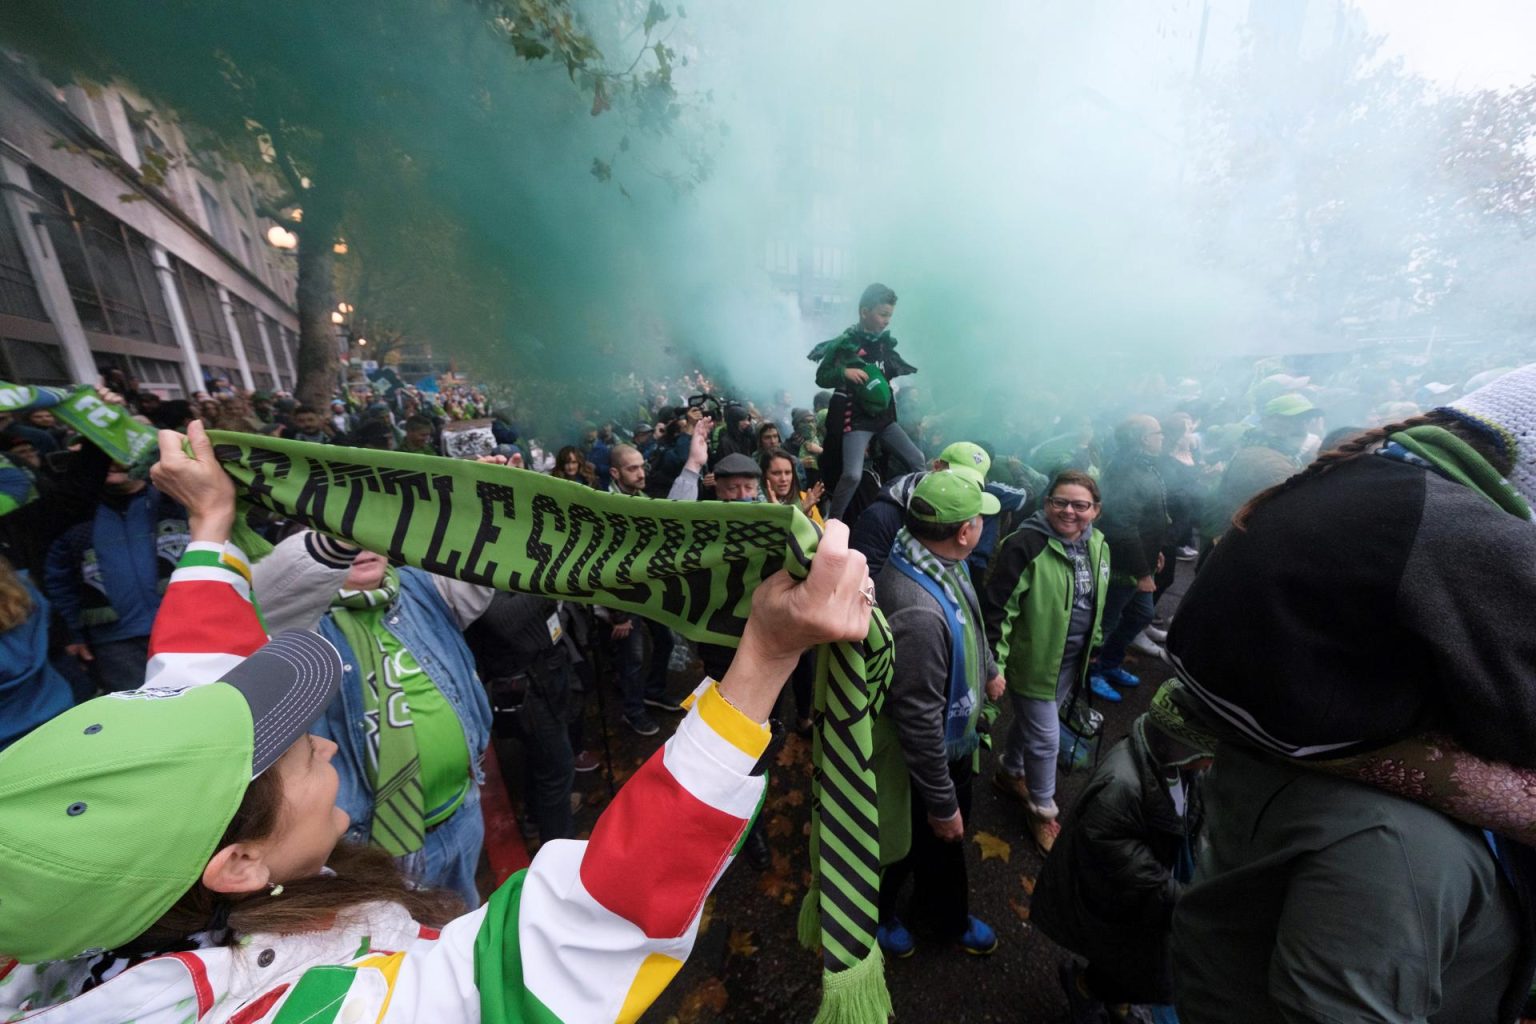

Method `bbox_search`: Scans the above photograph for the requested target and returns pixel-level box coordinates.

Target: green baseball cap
[854,362,892,416]
[0,631,341,962]
[937,441,991,486]
[910,469,1000,524]
[1264,392,1317,417]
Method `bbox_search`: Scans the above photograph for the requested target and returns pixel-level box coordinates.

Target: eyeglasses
[1046,497,1097,513]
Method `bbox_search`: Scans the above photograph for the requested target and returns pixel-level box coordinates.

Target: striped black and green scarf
[207,431,894,1023]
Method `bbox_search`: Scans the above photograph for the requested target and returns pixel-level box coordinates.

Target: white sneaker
[1143,625,1168,643]
[1129,632,1165,658]
[1177,546,1199,561]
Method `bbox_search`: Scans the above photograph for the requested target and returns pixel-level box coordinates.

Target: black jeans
[490,656,576,842]
[879,758,974,939]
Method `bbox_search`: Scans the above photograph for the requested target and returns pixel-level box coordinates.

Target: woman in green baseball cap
[0,421,876,1024]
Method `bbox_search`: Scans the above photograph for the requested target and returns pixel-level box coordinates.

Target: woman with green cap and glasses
[980,470,1111,856]
[0,421,875,1024]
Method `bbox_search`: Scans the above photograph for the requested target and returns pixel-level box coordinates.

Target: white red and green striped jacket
[0,542,768,1024]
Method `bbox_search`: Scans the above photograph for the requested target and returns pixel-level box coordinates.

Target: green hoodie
[980,513,1111,701]
[808,328,919,391]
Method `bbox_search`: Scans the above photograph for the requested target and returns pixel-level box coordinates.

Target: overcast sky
[1355,0,1536,91]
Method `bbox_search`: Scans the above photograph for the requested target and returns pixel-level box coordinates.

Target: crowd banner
[206,431,894,1023]
[0,380,158,466]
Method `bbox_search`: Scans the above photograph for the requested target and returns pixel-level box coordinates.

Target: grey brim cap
[221,631,343,775]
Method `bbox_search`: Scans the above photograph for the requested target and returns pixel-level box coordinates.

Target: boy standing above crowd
[810,283,927,521]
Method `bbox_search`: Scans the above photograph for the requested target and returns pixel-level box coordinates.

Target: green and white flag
[0,379,158,466]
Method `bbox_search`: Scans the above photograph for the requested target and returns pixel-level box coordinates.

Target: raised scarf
[886,528,984,759]
[0,380,157,468]
[328,569,428,857]
[205,431,893,1023]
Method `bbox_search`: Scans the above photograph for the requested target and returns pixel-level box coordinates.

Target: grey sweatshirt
[875,544,998,819]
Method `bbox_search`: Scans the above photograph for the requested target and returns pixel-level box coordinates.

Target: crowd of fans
[3,290,1536,1023]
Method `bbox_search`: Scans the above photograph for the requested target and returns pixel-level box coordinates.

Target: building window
[171,258,234,358]
[121,100,171,181]
[25,168,177,347]
[198,184,235,253]
[0,337,69,385]
[0,203,48,322]
[279,324,299,382]
[128,355,186,398]
[27,169,107,333]
[239,230,258,272]
[229,294,269,376]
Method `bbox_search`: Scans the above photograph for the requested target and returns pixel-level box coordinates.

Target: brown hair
[759,447,799,505]
[551,445,596,486]
[1232,410,1511,531]
[1048,469,1101,504]
[133,760,462,950]
[0,557,33,632]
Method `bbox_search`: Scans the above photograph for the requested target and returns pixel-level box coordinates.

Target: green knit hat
[0,632,341,962]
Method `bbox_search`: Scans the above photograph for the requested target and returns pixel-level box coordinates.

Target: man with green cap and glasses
[873,469,1007,960]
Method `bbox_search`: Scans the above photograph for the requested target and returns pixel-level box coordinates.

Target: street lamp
[265,225,297,250]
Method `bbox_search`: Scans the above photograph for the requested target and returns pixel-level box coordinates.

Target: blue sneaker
[877,918,915,958]
[958,916,998,955]
[1089,675,1123,703]
[1100,665,1141,688]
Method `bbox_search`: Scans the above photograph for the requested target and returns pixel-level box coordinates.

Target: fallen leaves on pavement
[974,830,1012,863]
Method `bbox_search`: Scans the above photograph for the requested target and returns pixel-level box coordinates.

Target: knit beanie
[1439,362,1536,505]
[1146,680,1219,766]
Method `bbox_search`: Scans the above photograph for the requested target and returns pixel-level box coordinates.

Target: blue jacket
[970,481,1032,578]
[0,575,72,750]
[43,487,187,644]
[314,567,494,845]
[590,438,613,491]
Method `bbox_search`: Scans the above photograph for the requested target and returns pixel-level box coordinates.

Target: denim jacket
[314,567,493,844]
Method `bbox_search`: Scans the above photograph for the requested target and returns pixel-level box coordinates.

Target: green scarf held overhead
[329,568,428,857]
[0,380,158,467]
[205,431,894,1023]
